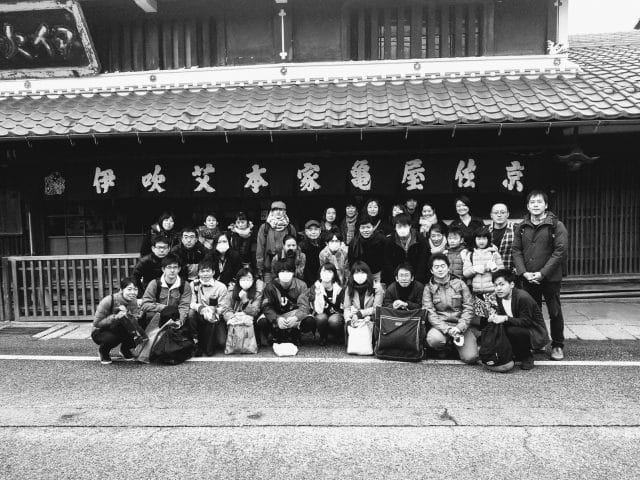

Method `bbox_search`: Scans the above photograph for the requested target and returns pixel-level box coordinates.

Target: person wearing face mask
[92,277,145,365]
[307,263,345,346]
[449,195,485,249]
[140,211,180,256]
[260,260,313,346]
[204,232,242,287]
[271,234,307,281]
[186,261,229,356]
[256,201,297,283]
[382,213,428,286]
[220,267,265,342]
[299,220,324,287]
[172,226,207,282]
[382,264,425,311]
[343,261,384,342]
[348,215,386,284]
[228,212,255,267]
[197,212,221,249]
[319,232,349,284]
[340,199,359,245]
[361,198,392,236]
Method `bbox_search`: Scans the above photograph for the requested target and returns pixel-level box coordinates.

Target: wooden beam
[410,4,422,59]
[133,0,157,13]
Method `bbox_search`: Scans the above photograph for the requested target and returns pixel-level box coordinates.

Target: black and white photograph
[0,0,639,478]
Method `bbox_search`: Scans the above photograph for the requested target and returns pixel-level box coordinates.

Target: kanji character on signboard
[244,164,269,193]
[402,159,426,191]
[502,161,525,192]
[454,158,477,189]
[192,163,216,193]
[297,162,321,192]
[93,167,116,194]
[350,159,371,191]
[141,164,167,193]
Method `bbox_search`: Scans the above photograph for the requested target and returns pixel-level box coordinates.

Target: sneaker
[520,355,535,370]
[120,347,135,361]
[99,351,112,365]
[550,347,565,361]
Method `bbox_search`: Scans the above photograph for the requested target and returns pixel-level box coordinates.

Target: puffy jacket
[189,279,228,314]
[319,243,349,283]
[343,284,385,320]
[446,245,467,279]
[422,276,475,334]
[255,223,297,275]
[220,279,265,323]
[463,246,504,294]
[347,232,386,275]
[382,281,425,310]
[382,231,428,285]
[512,212,568,282]
[93,292,141,331]
[140,275,192,322]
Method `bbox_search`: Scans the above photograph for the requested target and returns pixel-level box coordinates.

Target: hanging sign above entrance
[0,0,99,79]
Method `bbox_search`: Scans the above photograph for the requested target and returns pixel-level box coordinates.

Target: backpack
[149,323,195,365]
[479,323,513,367]
[263,222,296,255]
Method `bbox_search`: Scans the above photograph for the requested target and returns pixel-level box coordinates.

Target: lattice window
[346,1,492,61]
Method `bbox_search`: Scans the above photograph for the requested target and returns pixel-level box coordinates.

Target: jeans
[522,279,564,348]
[426,327,480,364]
[258,313,315,344]
[91,320,135,355]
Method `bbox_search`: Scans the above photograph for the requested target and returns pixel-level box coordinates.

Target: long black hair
[346,261,374,299]
[318,262,342,287]
[231,267,258,303]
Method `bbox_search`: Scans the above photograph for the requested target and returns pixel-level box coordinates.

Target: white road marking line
[0,355,639,366]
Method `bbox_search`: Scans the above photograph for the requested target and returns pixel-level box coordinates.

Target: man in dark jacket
[382,214,428,285]
[259,259,313,345]
[487,269,551,371]
[171,227,207,281]
[132,234,170,294]
[382,263,425,310]
[348,214,386,284]
[512,190,568,361]
[299,219,323,287]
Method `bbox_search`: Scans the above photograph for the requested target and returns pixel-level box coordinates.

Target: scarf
[344,214,358,244]
[230,221,254,239]
[419,214,439,235]
[429,237,447,254]
[267,211,290,231]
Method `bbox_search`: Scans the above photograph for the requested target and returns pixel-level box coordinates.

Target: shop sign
[0,0,99,79]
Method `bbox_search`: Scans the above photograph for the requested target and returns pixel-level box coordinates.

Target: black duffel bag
[150,322,195,365]
[374,306,426,362]
[479,323,513,368]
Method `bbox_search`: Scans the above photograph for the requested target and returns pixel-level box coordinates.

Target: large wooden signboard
[0,0,99,79]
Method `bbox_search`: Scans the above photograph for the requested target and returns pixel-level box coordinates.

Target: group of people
[92,190,568,371]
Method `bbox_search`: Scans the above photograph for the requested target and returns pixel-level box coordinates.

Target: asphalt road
[1,342,640,479]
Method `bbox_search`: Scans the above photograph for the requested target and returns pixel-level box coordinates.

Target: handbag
[224,323,258,354]
[479,323,513,367]
[374,306,425,362]
[149,322,195,365]
[346,321,374,356]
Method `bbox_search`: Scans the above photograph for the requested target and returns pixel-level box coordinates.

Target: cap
[271,200,287,210]
[305,219,321,229]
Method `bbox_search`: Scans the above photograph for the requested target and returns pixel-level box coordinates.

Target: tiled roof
[0,32,639,138]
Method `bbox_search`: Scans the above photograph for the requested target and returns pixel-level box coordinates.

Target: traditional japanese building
[1,0,639,321]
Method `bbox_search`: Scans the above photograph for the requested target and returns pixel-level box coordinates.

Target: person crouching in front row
[382,263,425,312]
[308,263,345,346]
[259,259,313,346]
[422,253,479,364]
[343,261,384,343]
[486,269,550,371]
[186,260,229,357]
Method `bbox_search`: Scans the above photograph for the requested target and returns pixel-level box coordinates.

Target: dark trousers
[256,315,316,344]
[315,313,344,342]
[504,325,533,360]
[522,279,565,348]
[91,321,135,355]
[186,311,228,356]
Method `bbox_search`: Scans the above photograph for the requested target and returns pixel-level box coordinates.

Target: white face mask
[396,226,411,238]
[216,243,229,254]
[239,279,253,290]
[278,272,294,283]
[353,272,367,284]
[320,271,334,283]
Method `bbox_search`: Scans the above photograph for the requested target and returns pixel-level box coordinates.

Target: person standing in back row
[512,190,568,361]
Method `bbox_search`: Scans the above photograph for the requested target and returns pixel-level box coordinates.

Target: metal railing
[3,254,139,321]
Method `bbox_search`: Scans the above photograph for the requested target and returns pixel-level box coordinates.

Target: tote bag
[347,321,374,356]
[224,323,258,355]
[374,306,425,362]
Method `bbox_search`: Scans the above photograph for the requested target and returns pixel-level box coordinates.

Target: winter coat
[139,224,180,256]
[271,247,307,281]
[489,221,517,273]
[319,243,349,283]
[308,281,344,315]
[140,275,192,322]
[261,278,310,325]
[220,279,265,323]
[512,212,568,282]
[189,279,228,314]
[348,232,386,275]
[204,249,243,286]
[299,238,323,286]
[422,276,475,334]
[463,246,504,294]
[171,242,207,281]
[93,291,141,331]
[494,288,550,350]
[255,223,297,275]
[229,230,254,266]
[339,216,359,245]
[382,231,429,285]
[446,245,467,280]
[382,281,425,310]
[449,217,485,249]
[132,253,163,292]
[343,284,385,320]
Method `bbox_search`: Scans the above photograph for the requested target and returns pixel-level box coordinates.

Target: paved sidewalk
[1,300,639,341]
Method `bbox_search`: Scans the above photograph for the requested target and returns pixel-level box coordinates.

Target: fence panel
[4,254,140,321]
